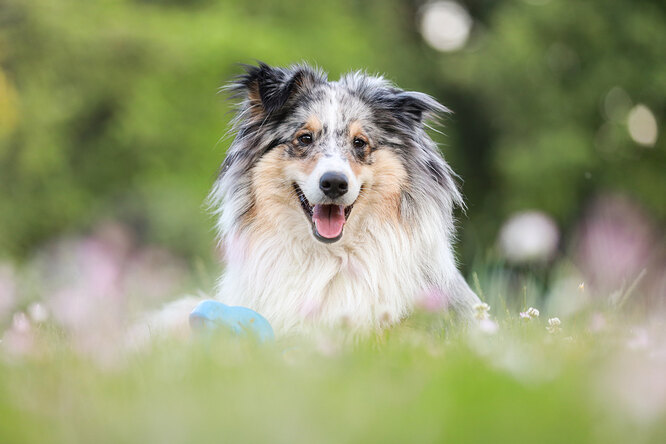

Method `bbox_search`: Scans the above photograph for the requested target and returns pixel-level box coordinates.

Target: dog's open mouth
[293,184,353,243]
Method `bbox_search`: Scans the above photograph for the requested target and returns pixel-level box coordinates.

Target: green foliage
[435,0,666,255]
[0,0,427,259]
[0,0,664,264]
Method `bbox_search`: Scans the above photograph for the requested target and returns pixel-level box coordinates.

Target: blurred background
[0,0,664,332]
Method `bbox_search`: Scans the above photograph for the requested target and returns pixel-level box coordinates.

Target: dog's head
[216,63,460,245]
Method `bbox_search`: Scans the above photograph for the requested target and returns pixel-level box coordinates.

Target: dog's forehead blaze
[303,89,367,133]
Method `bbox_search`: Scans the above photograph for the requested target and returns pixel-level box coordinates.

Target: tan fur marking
[242,146,316,249]
[354,149,407,224]
[305,115,322,133]
[237,147,291,236]
[348,120,365,138]
[292,116,323,148]
[246,83,264,119]
[348,120,372,164]
[289,152,320,176]
[347,154,363,176]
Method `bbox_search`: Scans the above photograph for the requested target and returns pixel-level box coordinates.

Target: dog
[139,62,479,340]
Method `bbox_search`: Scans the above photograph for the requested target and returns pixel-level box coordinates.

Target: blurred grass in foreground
[1,220,664,444]
[1,305,665,444]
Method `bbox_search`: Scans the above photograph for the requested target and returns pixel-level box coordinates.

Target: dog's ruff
[140,63,479,340]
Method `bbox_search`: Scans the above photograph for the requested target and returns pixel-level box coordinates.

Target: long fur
[138,63,479,341]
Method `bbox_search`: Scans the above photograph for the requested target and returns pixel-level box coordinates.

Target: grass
[1,308,664,444]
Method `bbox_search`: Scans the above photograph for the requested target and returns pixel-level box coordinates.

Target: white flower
[478,318,499,335]
[28,302,49,323]
[519,307,540,320]
[547,317,562,334]
[473,302,490,320]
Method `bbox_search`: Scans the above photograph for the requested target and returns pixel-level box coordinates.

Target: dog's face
[221,63,456,245]
[282,115,370,243]
[257,86,404,244]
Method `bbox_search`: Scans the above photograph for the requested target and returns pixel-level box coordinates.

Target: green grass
[1,312,664,444]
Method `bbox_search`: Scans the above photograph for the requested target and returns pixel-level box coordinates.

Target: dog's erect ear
[234,62,323,117]
[391,91,450,126]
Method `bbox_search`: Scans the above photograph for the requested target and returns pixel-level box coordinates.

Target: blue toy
[189,300,275,343]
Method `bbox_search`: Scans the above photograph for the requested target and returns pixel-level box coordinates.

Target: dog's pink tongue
[313,205,345,239]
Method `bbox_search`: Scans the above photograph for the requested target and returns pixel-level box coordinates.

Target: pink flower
[575,195,655,296]
[1,312,37,357]
[123,246,186,306]
[416,286,450,312]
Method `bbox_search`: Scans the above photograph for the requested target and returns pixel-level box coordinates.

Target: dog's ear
[233,62,322,117]
[390,91,450,127]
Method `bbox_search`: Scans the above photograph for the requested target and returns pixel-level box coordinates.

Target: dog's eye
[353,137,367,149]
[297,133,313,146]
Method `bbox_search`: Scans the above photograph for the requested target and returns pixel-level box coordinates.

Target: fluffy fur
[140,63,479,340]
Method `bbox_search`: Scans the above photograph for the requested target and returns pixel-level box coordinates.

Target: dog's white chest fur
[217,212,463,334]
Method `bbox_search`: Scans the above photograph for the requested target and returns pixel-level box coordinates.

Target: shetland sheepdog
[141,62,479,339]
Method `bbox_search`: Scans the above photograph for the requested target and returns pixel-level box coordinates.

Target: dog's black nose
[319,172,348,199]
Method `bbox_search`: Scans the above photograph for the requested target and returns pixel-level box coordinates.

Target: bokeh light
[498,211,559,264]
[603,86,632,122]
[419,1,472,52]
[627,104,659,147]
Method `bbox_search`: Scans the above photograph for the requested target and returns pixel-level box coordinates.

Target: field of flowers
[1,223,664,444]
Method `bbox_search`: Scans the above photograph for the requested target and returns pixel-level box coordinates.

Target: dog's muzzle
[293,183,354,243]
